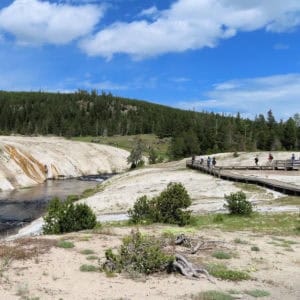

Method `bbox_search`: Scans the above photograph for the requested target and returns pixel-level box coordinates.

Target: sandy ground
[0,136,130,191]
[0,227,299,300]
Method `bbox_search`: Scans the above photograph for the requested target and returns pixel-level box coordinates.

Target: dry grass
[0,238,56,261]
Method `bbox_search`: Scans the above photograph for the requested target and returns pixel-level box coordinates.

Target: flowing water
[0,175,110,237]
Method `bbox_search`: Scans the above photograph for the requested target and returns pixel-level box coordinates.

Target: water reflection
[0,176,108,236]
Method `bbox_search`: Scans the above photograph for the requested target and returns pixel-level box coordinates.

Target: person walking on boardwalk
[191,154,195,165]
[291,153,295,165]
[207,156,211,168]
[268,153,273,165]
[254,155,259,166]
[212,157,216,168]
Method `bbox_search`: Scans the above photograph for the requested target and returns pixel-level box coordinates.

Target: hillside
[1,91,299,156]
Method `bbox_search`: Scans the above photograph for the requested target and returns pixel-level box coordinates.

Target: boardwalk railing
[186,159,300,196]
[273,160,300,170]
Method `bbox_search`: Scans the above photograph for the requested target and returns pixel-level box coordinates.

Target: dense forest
[0,90,299,158]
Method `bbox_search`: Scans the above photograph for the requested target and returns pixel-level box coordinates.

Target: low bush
[224,191,253,216]
[43,197,97,234]
[128,195,154,224]
[128,182,192,226]
[206,263,250,281]
[251,246,260,252]
[103,230,174,275]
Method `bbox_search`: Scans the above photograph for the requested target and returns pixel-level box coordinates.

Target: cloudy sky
[0,0,300,119]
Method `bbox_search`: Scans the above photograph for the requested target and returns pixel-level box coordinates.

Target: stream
[0,175,111,237]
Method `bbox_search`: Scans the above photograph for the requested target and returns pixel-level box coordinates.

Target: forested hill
[0,90,299,156]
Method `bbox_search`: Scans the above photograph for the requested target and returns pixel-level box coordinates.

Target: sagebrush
[43,197,97,234]
[103,230,174,274]
[128,182,192,225]
[224,191,253,216]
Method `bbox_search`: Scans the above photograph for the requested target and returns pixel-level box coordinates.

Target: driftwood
[173,253,214,283]
[175,234,225,254]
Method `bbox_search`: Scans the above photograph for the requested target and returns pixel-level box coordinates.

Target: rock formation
[0,136,129,191]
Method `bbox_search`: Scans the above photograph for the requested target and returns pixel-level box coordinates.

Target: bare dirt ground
[0,226,299,300]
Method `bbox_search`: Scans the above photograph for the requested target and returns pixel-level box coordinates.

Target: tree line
[0,90,299,158]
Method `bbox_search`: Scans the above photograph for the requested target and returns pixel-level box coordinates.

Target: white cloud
[0,0,104,45]
[80,0,300,59]
[177,74,300,119]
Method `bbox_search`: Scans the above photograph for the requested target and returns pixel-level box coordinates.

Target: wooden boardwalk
[186,160,300,196]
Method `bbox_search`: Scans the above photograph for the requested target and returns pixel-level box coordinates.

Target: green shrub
[224,191,253,216]
[233,152,239,158]
[103,230,174,275]
[128,182,192,226]
[43,197,97,234]
[149,147,158,164]
[251,246,260,252]
[128,195,154,224]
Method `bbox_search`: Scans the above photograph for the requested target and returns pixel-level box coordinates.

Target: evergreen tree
[127,139,144,168]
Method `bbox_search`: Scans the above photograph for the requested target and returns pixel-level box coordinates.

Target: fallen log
[173,253,214,282]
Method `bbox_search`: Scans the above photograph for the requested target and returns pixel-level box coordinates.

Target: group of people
[191,155,217,168]
[254,153,299,166]
[192,153,299,168]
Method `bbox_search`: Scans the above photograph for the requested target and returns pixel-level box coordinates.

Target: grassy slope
[71,134,171,159]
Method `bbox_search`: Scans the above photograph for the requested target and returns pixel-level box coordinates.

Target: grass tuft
[212,251,232,260]
[80,264,99,272]
[206,263,250,281]
[191,290,234,300]
[244,289,270,298]
[56,240,75,249]
[86,255,99,261]
[234,238,248,244]
[80,249,95,255]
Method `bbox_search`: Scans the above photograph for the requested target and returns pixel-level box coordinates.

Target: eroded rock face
[0,136,130,191]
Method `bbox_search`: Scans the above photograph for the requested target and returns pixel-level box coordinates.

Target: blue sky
[0,0,300,120]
